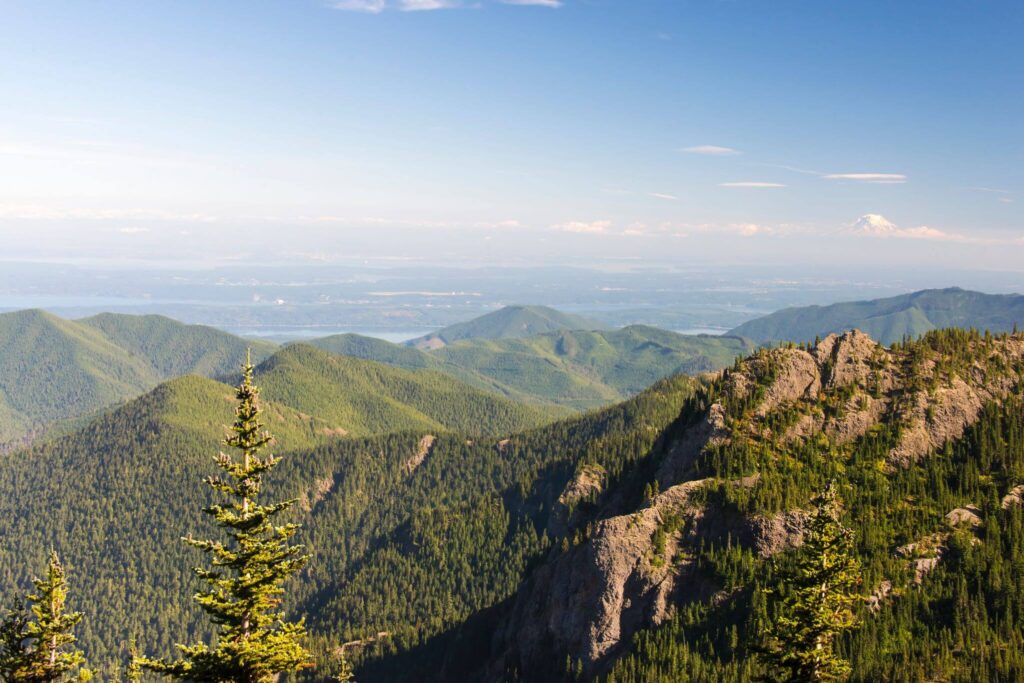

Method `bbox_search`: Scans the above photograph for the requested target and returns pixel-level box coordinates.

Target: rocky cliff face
[489,330,1024,680]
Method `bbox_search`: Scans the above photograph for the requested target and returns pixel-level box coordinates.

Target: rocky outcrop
[489,330,1024,682]
[1002,485,1024,509]
[404,434,436,475]
[497,479,711,679]
[549,464,607,537]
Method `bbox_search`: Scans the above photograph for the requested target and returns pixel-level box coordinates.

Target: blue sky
[0,0,1021,268]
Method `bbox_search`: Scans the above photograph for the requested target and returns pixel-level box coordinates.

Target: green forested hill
[312,326,753,411]
[407,305,606,350]
[729,287,1024,345]
[0,374,333,673]
[254,344,560,436]
[0,310,276,448]
[79,312,276,378]
[0,310,159,446]
[5,328,1024,682]
[0,361,697,678]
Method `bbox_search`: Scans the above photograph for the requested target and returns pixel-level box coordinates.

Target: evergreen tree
[138,352,311,682]
[0,552,91,682]
[0,598,32,679]
[760,482,862,683]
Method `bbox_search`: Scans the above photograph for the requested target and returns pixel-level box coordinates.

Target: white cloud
[683,145,740,156]
[500,0,561,6]
[647,192,678,201]
[719,181,785,188]
[399,0,460,9]
[847,214,964,241]
[552,220,612,234]
[622,222,649,236]
[118,227,150,235]
[331,0,387,12]
[824,173,907,184]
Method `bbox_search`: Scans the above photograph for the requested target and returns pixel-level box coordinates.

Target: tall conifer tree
[760,482,862,683]
[138,351,310,682]
[0,552,91,682]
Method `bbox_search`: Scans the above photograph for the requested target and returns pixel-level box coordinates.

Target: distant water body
[675,327,728,336]
[235,328,433,344]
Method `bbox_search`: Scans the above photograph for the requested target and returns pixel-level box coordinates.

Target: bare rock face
[491,330,1024,682]
[549,464,607,537]
[742,510,807,558]
[1002,485,1024,509]
[755,348,820,416]
[656,402,727,486]
[817,330,882,390]
[499,480,710,679]
[404,434,436,474]
[866,579,894,612]
[945,505,983,528]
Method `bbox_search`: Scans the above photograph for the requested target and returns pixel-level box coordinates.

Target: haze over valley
[1,1,1022,682]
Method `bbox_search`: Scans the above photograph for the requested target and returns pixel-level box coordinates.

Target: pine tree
[0,552,91,682]
[138,352,311,682]
[760,482,862,683]
[0,598,32,679]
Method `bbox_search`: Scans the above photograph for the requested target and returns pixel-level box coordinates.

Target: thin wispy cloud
[719,181,785,188]
[647,192,678,201]
[332,0,386,12]
[400,0,460,10]
[552,220,612,234]
[846,214,965,241]
[825,173,907,184]
[500,0,562,6]
[683,145,740,156]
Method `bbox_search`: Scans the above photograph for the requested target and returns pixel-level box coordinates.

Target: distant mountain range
[407,305,605,350]
[313,322,752,410]
[729,287,1024,345]
[7,289,1024,450]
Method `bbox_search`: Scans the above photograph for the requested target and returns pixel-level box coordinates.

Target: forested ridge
[0,309,275,449]
[313,325,753,411]
[3,326,1024,682]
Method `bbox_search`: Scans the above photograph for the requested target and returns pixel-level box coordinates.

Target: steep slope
[0,375,335,671]
[408,305,606,350]
[6,328,1024,681]
[0,362,698,678]
[78,312,276,378]
[481,327,1024,682]
[0,309,157,446]
[255,344,559,436]
[0,310,276,449]
[730,287,1024,345]
[312,327,753,411]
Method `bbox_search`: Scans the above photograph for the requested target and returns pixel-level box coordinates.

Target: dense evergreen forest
[2,326,1024,681]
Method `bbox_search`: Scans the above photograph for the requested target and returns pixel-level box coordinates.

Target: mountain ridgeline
[729,287,1024,345]
[406,304,607,350]
[4,324,1024,681]
[0,309,276,449]
[312,325,754,411]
